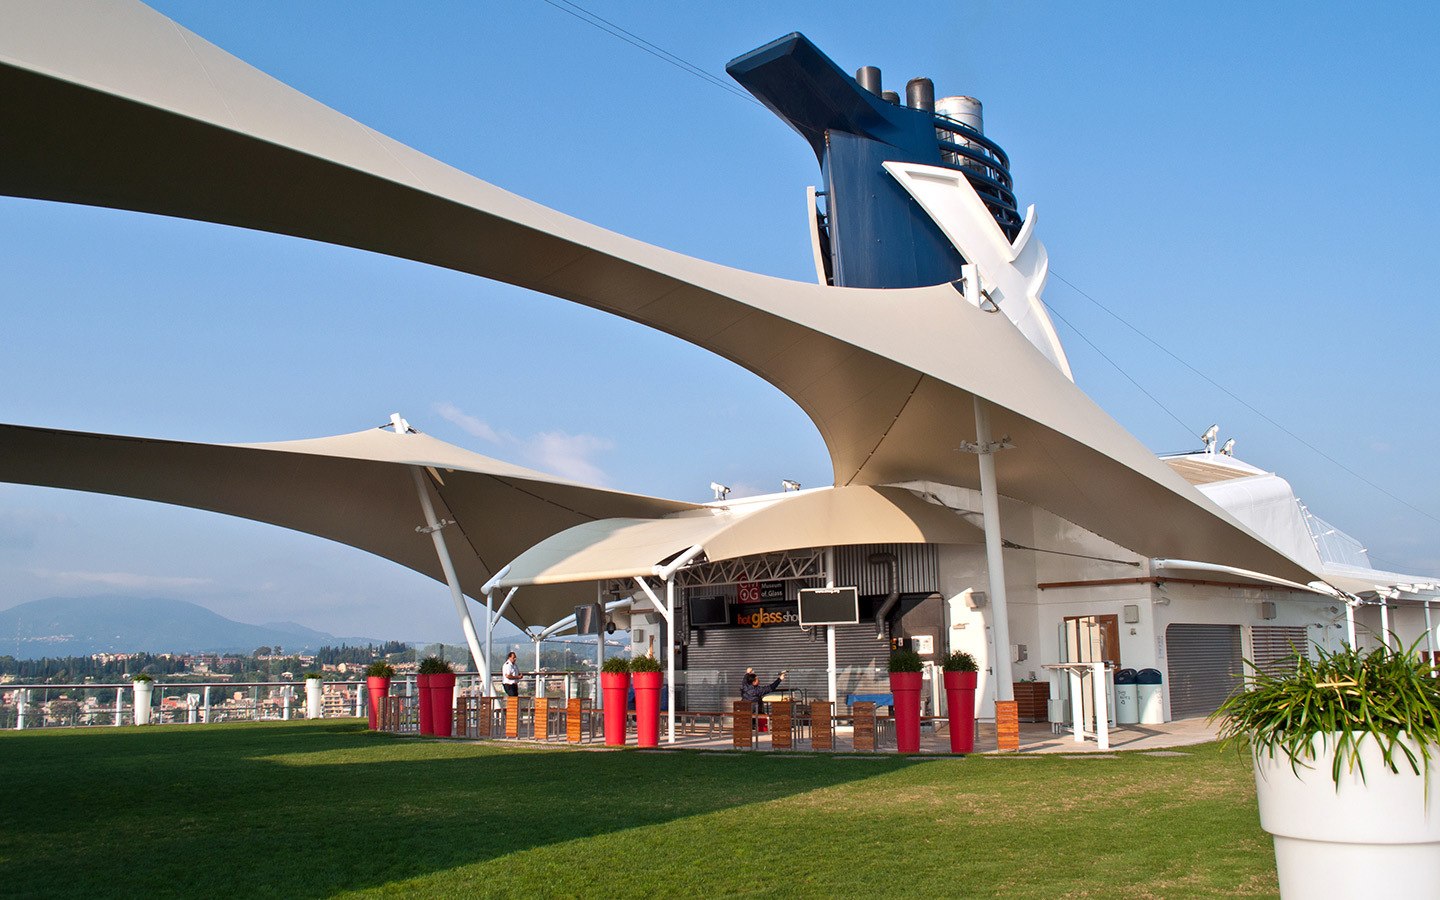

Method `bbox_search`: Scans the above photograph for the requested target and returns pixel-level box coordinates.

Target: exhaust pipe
[856,66,882,96]
[869,552,899,639]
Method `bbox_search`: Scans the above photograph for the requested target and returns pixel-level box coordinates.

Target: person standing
[740,668,786,714]
[502,651,521,698]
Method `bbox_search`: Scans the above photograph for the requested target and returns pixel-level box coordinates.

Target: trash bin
[1114,668,1139,725]
[1136,668,1164,724]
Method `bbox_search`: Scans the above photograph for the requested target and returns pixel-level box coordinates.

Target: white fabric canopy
[0,1,1334,610]
[499,485,984,587]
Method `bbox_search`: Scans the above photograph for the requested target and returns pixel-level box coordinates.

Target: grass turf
[0,721,1276,898]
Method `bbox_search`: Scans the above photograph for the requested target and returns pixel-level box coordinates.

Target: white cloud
[30,568,211,589]
[529,431,614,484]
[433,401,503,444]
[432,401,614,484]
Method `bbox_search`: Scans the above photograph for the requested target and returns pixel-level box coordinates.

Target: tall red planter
[601,671,630,747]
[944,670,979,753]
[890,671,924,753]
[427,672,457,737]
[632,671,662,747]
[416,673,435,735]
[365,676,390,730]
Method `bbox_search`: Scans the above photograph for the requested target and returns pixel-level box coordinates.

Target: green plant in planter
[130,672,154,682]
[888,649,923,673]
[365,661,395,679]
[303,671,324,681]
[629,655,662,674]
[417,656,453,675]
[1214,638,1440,782]
[600,656,631,674]
[941,651,978,673]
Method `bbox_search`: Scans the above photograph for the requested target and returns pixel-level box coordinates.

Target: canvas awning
[0,423,697,629]
[497,485,984,588]
[0,2,1324,593]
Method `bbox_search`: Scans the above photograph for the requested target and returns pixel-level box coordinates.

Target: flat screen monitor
[798,587,860,626]
[687,595,729,627]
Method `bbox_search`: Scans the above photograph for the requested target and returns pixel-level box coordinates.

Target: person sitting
[740,667,786,714]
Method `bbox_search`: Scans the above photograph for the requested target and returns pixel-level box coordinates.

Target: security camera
[781,479,801,491]
[710,482,731,500]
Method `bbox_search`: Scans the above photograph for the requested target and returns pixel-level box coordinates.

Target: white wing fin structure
[884,161,1073,380]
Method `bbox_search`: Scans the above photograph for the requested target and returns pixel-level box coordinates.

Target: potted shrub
[364,661,395,731]
[600,656,631,747]
[630,654,663,748]
[1215,640,1440,897]
[888,649,924,753]
[417,656,457,737]
[941,651,979,753]
[130,672,154,726]
[303,672,324,720]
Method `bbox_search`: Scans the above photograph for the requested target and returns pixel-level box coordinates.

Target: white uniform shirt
[502,659,520,685]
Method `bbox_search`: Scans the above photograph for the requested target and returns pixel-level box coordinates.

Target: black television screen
[798,587,859,626]
[687,595,729,627]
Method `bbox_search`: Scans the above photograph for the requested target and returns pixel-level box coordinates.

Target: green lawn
[0,721,1276,898]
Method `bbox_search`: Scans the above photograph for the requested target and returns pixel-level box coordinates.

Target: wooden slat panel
[810,700,832,750]
[567,699,584,743]
[505,696,520,738]
[534,698,549,742]
[476,697,492,738]
[771,700,793,749]
[732,700,753,749]
[852,701,875,751]
[995,699,1020,751]
[454,696,470,738]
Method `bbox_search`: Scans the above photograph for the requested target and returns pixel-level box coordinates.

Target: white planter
[132,680,153,726]
[1253,732,1440,898]
[305,680,324,719]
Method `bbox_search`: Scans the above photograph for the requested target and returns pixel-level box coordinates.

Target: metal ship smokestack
[727,33,1022,289]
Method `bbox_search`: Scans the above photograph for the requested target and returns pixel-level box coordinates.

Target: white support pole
[595,583,605,711]
[1380,601,1391,649]
[1092,662,1109,751]
[534,636,543,699]
[410,467,488,678]
[203,686,211,724]
[1427,601,1436,676]
[1345,601,1357,648]
[825,547,838,706]
[484,592,494,697]
[114,687,122,727]
[974,396,1014,703]
[666,577,677,744]
[1068,669,1084,744]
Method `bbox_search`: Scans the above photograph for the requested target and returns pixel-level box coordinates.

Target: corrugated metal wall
[1251,625,1310,675]
[1165,624,1243,719]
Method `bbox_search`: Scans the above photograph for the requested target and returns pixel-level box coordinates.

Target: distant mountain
[0,596,385,657]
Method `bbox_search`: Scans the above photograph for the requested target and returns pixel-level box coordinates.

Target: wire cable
[1040,299,1199,440]
[1050,270,1440,527]
[535,0,761,106]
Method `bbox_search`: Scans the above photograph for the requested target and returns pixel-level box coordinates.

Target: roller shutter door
[1165,624,1243,719]
[1252,626,1310,676]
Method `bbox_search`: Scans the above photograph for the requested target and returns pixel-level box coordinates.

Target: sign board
[688,595,729,627]
[574,603,604,637]
[912,634,935,656]
[737,580,785,604]
[798,587,860,626]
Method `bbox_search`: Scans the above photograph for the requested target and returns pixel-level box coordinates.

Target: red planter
[890,671,924,753]
[365,676,390,730]
[416,673,434,735]
[632,671,662,747]
[944,670,979,754]
[427,672,457,737]
[601,671,631,746]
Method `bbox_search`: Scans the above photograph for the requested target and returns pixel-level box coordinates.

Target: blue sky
[1,1,1437,642]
